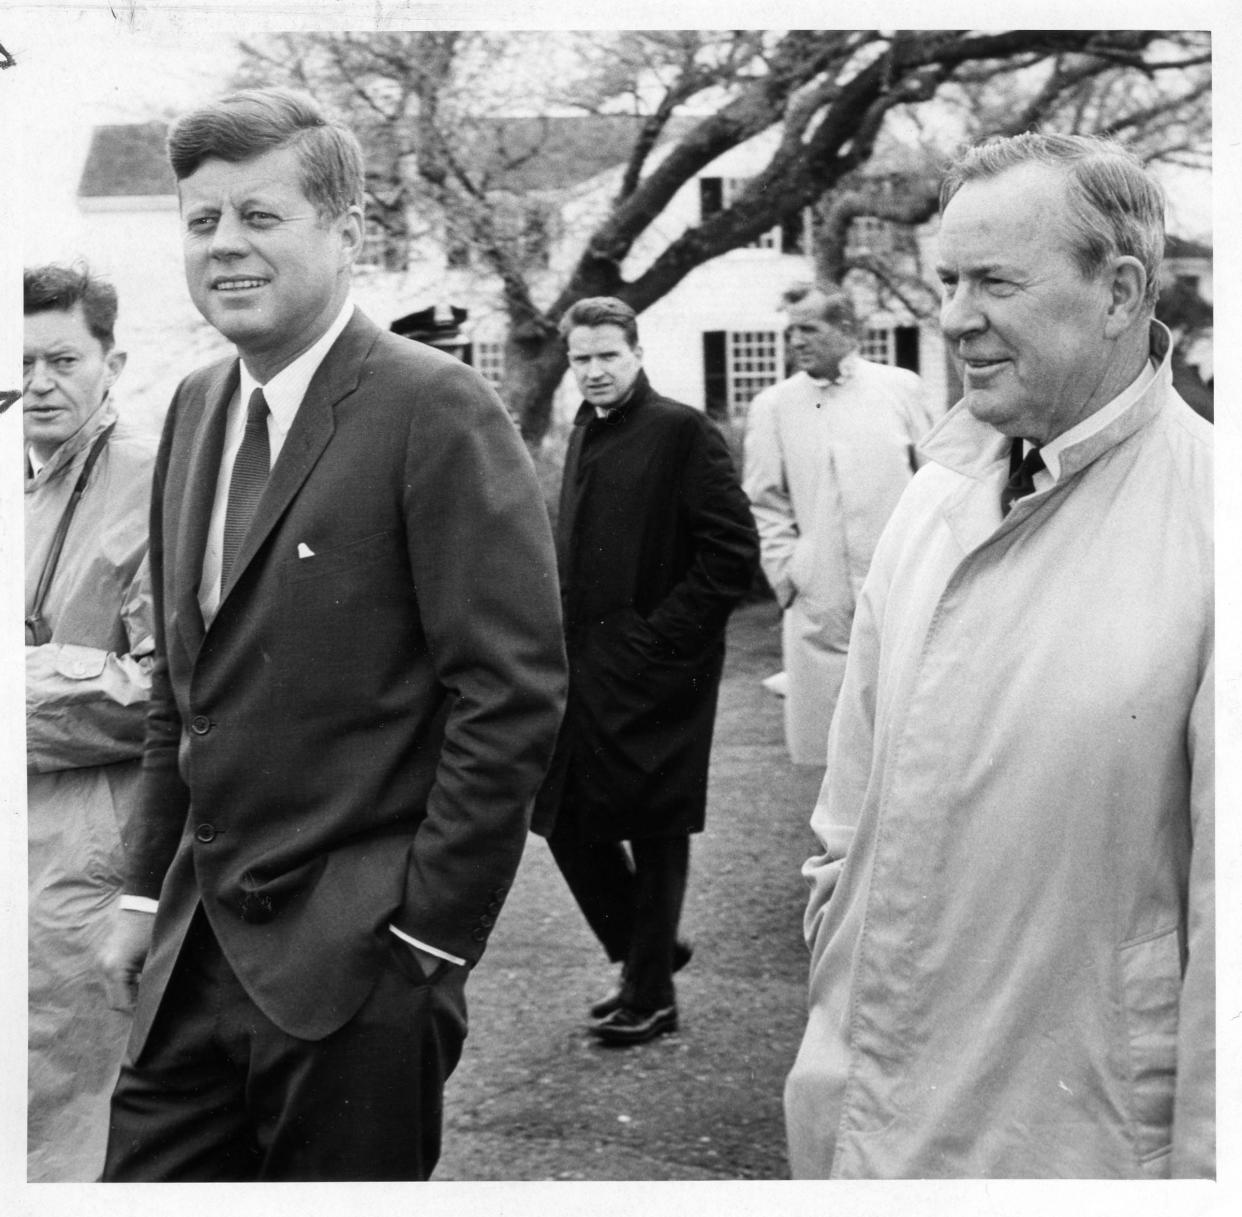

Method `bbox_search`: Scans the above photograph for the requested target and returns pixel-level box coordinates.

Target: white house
[68,116,1210,435]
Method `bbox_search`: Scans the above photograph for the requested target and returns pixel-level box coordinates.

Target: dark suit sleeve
[124,389,192,899]
[645,414,759,655]
[393,361,567,962]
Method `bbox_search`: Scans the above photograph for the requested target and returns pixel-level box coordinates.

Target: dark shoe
[590,1004,678,1046]
[588,941,694,1020]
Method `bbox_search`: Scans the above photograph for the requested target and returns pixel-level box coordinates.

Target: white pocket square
[297,542,315,559]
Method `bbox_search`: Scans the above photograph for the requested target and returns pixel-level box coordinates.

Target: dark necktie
[221,387,270,585]
[1000,437,1044,516]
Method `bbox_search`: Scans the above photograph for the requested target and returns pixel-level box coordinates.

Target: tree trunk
[503,329,570,448]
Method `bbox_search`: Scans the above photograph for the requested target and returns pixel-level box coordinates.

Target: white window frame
[727,330,782,415]
[859,326,897,366]
[847,215,893,258]
[722,178,781,251]
[474,339,506,388]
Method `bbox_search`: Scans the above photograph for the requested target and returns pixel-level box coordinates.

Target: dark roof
[78,121,176,198]
[1164,234,1212,260]
[78,114,693,200]
[458,115,694,193]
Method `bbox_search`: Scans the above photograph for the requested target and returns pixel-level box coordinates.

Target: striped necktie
[1000,437,1044,516]
[221,388,270,585]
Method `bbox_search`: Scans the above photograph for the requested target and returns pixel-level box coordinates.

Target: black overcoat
[532,372,759,842]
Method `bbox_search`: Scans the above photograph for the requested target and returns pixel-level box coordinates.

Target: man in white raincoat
[785,133,1213,1178]
[25,264,156,1180]
[744,285,933,765]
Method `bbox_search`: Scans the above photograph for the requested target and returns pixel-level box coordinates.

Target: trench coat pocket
[53,644,108,680]
[594,607,703,682]
[1120,925,1181,1165]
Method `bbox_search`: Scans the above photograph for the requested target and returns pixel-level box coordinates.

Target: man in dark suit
[99,87,567,1181]
[532,298,758,1046]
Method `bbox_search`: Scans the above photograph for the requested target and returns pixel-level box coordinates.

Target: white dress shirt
[1023,357,1158,496]
[197,301,355,624]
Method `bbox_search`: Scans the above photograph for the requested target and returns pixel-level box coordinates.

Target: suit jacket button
[194,823,216,843]
[471,928,487,942]
[190,715,211,735]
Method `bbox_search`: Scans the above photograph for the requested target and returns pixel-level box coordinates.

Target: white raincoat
[26,402,156,1181]
[785,326,1213,1178]
[744,357,933,764]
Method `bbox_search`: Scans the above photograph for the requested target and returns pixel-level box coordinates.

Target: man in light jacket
[743,285,933,765]
[24,263,156,1180]
[785,133,1213,1178]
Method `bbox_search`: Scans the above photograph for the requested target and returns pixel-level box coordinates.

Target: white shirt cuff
[388,923,465,966]
[119,894,159,914]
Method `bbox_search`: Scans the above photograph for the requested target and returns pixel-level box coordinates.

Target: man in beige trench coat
[743,285,933,765]
[24,263,156,1181]
[785,132,1213,1179]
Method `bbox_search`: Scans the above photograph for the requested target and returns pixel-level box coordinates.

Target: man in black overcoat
[532,297,759,1045]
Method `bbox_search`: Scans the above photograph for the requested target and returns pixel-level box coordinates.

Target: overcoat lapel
[175,360,237,660]
[217,313,377,604]
[556,428,585,582]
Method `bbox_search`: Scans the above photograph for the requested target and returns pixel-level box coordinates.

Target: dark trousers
[102,909,467,1181]
[548,831,690,1011]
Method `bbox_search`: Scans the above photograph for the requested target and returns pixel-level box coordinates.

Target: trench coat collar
[572,369,655,428]
[25,398,119,488]
[919,320,1176,483]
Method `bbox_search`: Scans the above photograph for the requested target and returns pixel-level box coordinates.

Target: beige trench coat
[743,358,933,764]
[26,402,156,1181]
[785,327,1214,1178]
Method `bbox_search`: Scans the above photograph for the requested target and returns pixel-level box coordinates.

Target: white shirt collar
[237,299,355,434]
[807,350,859,389]
[1035,357,1158,480]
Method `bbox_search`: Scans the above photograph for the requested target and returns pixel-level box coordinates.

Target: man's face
[936,163,1121,444]
[23,304,125,461]
[785,293,855,380]
[179,144,362,381]
[566,323,644,408]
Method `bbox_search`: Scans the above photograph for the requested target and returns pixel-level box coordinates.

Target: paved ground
[434,599,826,1181]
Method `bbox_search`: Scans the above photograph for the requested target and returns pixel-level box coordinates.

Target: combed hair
[24,262,119,349]
[940,132,1165,311]
[558,297,640,348]
[780,282,857,331]
[167,87,364,218]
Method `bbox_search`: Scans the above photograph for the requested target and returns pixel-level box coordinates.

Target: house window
[473,340,506,388]
[858,325,921,373]
[846,215,894,258]
[703,329,782,419]
[859,326,896,365]
[699,176,786,251]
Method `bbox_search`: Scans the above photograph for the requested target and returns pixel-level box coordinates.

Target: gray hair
[940,132,1164,312]
[780,282,857,332]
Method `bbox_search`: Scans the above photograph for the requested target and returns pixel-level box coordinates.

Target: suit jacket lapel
[218,311,379,603]
[176,360,237,659]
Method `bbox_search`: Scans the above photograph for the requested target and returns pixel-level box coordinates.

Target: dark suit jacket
[125,309,567,1048]
[531,372,758,843]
